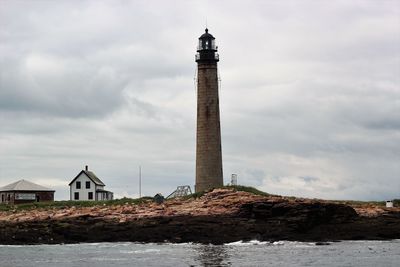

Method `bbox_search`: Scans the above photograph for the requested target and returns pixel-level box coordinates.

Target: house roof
[69,170,106,186]
[0,179,54,192]
[84,170,105,186]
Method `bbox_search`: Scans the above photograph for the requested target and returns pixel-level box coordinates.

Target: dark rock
[315,242,330,245]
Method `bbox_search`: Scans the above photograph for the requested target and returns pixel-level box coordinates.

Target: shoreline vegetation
[0,186,399,245]
[1,185,397,212]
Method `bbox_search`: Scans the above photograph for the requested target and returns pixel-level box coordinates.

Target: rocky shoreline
[0,189,399,245]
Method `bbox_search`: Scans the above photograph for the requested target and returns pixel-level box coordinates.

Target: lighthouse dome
[199,28,215,39]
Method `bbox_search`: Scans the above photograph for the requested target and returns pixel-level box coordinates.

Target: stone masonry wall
[195,63,223,192]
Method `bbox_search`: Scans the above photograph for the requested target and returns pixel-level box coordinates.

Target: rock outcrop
[0,189,399,245]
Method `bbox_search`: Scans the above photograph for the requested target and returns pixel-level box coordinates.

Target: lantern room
[196,28,219,63]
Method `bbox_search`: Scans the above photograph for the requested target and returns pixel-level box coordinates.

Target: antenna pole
[139,165,142,198]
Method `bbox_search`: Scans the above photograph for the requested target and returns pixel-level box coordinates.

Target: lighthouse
[195,28,223,192]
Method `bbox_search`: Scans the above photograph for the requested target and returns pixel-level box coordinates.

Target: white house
[69,166,113,201]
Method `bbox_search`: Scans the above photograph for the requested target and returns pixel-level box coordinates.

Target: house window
[76,181,81,189]
[86,181,90,189]
[88,192,93,200]
[74,192,79,200]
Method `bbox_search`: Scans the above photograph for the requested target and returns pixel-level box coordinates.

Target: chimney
[85,165,88,171]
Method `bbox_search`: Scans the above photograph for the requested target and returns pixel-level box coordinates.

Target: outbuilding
[0,179,55,205]
[386,201,394,208]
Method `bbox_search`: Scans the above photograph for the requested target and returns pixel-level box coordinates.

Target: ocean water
[0,240,399,267]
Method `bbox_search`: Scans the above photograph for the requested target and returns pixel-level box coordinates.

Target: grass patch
[182,185,275,200]
[222,185,274,196]
[0,196,153,212]
[330,200,386,207]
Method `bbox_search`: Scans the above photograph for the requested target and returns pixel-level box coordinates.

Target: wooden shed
[0,179,55,205]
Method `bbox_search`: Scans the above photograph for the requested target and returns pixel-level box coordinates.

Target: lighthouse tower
[195,28,223,192]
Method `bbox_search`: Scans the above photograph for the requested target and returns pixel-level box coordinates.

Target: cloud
[0,0,399,201]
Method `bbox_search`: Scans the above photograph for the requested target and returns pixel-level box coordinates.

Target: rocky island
[0,188,399,245]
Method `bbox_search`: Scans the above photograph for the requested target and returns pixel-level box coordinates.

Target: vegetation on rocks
[1,184,395,212]
[0,197,153,212]
[184,185,275,200]
[223,185,275,196]
[332,200,386,207]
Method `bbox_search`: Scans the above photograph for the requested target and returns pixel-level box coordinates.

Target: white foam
[0,245,27,248]
[226,240,270,246]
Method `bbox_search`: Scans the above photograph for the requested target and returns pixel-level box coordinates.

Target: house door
[36,195,40,202]
[1,194,4,203]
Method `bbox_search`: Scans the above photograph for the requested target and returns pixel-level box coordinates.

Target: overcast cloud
[0,0,399,201]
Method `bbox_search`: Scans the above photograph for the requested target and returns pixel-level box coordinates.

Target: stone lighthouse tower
[195,28,223,192]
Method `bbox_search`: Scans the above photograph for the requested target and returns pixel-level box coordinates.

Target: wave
[225,240,321,247]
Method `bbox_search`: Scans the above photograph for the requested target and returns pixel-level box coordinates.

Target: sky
[0,0,399,201]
